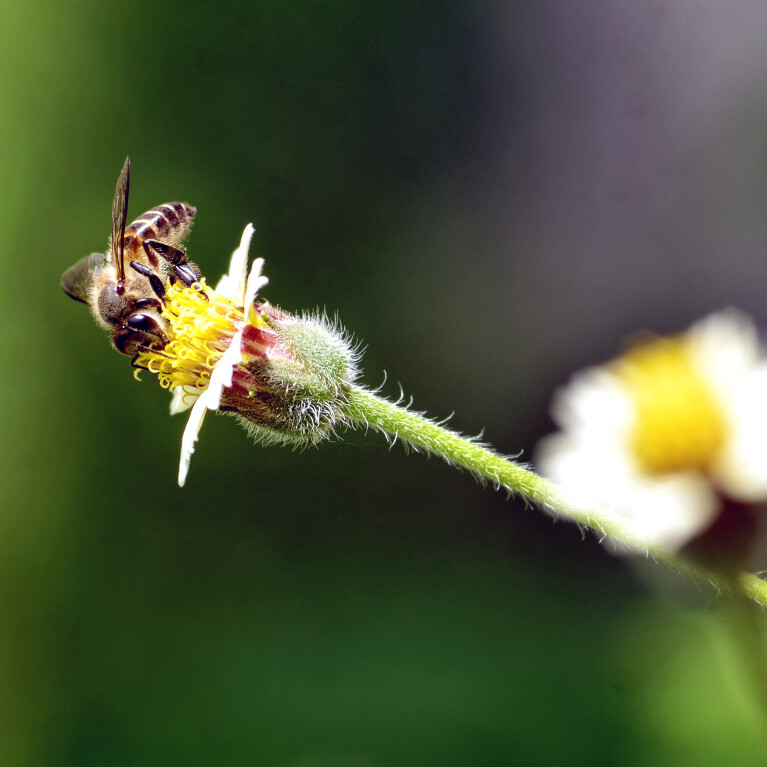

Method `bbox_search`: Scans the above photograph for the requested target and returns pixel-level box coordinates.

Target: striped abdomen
[123,202,197,263]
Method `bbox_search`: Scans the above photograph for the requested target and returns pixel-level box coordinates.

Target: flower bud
[220,305,358,444]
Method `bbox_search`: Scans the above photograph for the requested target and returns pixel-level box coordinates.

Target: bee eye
[127,313,157,331]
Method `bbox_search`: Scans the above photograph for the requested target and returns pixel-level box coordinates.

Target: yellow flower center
[134,280,243,395]
[615,337,728,476]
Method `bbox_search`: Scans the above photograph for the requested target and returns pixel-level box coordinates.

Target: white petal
[178,392,210,487]
[688,309,760,397]
[170,385,200,415]
[536,431,636,509]
[715,365,767,498]
[176,329,245,486]
[549,367,633,438]
[215,224,255,299]
[244,257,268,310]
[622,475,718,551]
[206,329,244,411]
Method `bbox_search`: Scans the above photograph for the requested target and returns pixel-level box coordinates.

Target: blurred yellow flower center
[615,338,728,476]
[135,280,243,393]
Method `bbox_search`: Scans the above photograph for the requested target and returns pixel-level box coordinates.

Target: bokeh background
[5,0,767,764]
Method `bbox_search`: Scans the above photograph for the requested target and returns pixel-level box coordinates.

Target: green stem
[726,574,767,732]
[344,386,767,608]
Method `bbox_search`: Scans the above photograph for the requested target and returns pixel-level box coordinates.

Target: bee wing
[111,156,131,283]
[61,252,107,303]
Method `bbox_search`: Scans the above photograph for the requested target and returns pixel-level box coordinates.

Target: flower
[535,311,767,556]
[135,225,358,486]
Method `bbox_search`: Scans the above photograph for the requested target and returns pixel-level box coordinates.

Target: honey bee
[62,157,202,355]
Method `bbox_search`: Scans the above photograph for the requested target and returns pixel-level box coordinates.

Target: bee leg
[129,260,167,300]
[143,240,197,278]
[144,240,208,300]
[173,263,203,287]
[144,239,189,267]
[170,263,208,299]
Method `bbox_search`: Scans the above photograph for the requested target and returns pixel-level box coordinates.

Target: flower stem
[727,574,767,733]
[344,387,767,607]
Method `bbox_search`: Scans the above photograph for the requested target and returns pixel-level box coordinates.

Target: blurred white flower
[536,311,767,553]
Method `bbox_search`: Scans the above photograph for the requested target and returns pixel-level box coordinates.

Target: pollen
[135,280,254,393]
[614,337,728,477]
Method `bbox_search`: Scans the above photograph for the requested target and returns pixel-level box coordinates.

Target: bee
[62,157,202,356]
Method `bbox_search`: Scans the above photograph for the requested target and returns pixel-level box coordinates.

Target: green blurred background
[5,1,767,764]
